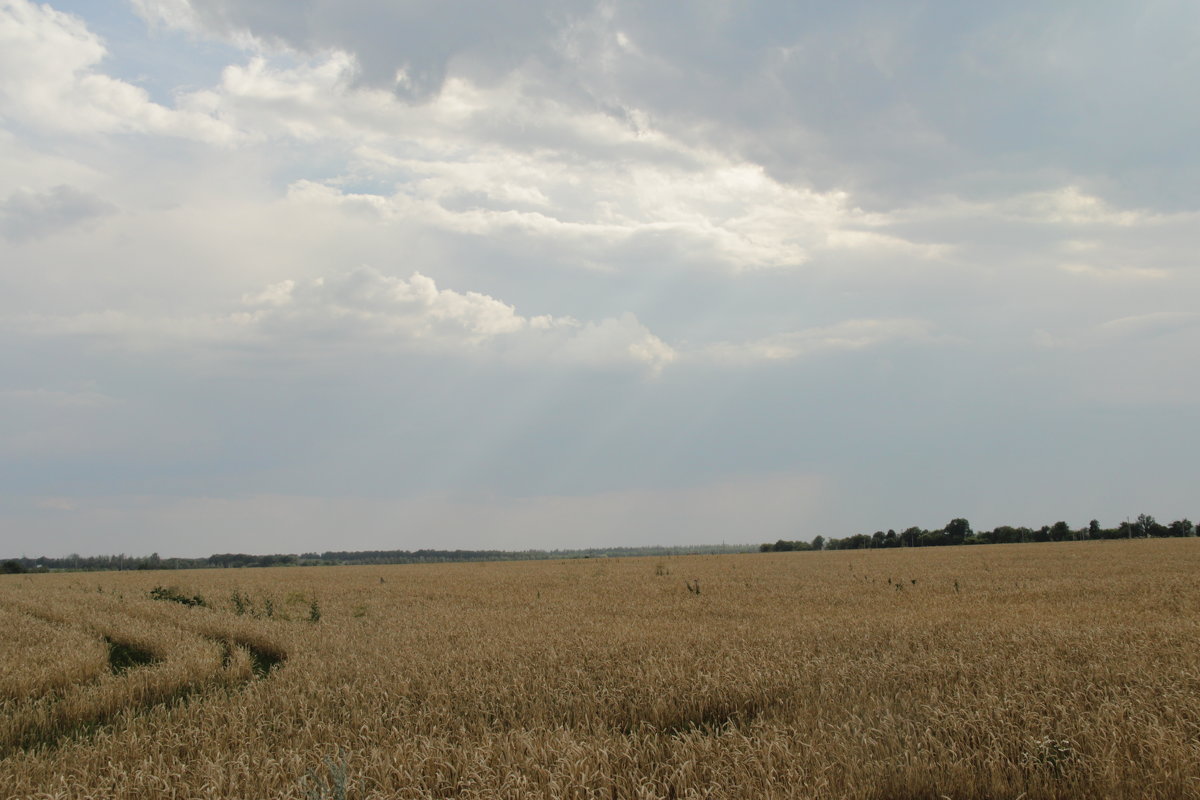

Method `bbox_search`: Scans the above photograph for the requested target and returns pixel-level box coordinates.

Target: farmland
[2,539,1200,799]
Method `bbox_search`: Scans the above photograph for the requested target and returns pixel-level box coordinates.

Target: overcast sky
[2,0,1198,557]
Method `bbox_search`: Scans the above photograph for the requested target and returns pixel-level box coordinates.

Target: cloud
[548,313,676,371]
[239,268,679,372]
[1000,187,1152,227]
[1057,263,1168,282]
[1097,312,1200,342]
[1034,311,1200,351]
[7,264,950,375]
[0,3,941,280]
[25,38,939,277]
[891,186,1168,231]
[128,1,1200,210]
[251,268,532,341]
[0,185,115,241]
[11,267,677,373]
[700,318,938,364]
[32,496,76,511]
[0,0,233,141]
[130,0,594,97]
[1029,310,1200,406]
[283,145,939,274]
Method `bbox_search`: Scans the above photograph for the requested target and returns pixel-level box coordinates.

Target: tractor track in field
[0,599,288,759]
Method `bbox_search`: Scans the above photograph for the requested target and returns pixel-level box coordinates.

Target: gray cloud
[135,0,1200,209]
[0,185,115,241]
[133,0,594,97]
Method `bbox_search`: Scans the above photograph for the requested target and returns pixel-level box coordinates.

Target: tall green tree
[944,518,972,546]
[1135,513,1165,537]
[1168,518,1194,537]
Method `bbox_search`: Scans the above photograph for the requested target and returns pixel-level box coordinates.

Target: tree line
[760,513,1195,552]
[5,515,1194,575]
[1,544,753,574]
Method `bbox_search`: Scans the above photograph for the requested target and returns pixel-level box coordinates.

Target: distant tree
[1,560,25,574]
[1168,518,1194,538]
[944,518,972,546]
[1049,521,1071,542]
[761,539,813,552]
[988,526,1014,544]
[811,535,825,551]
[832,534,870,550]
[919,529,947,547]
[901,526,923,547]
[1088,519,1101,539]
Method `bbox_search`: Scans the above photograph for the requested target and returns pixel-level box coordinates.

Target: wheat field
[1,538,1199,799]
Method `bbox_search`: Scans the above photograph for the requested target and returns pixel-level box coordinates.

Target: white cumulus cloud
[0,0,234,141]
[242,267,676,372]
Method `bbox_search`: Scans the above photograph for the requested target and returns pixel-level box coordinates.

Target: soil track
[0,598,288,757]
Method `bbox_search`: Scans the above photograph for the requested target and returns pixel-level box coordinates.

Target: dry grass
[2,539,1200,798]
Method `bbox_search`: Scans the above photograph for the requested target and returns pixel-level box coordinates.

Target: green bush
[148,585,207,607]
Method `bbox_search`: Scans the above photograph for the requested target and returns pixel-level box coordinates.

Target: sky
[1,0,1198,558]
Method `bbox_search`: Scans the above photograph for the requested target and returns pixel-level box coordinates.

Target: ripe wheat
[1,539,1199,798]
